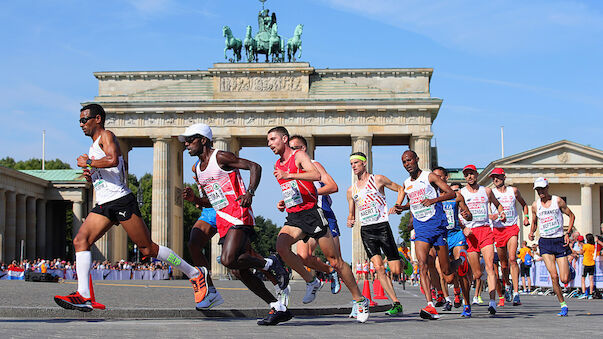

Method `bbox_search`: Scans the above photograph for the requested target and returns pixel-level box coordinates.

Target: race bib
[281,181,303,208]
[467,201,487,223]
[443,204,456,230]
[93,178,107,190]
[204,183,229,210]
[411,203,435,221]
[540,216,561,236]
[359,202,379,225]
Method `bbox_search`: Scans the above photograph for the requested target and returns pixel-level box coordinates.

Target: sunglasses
[290,145,304,150]
[79,116,96,124]
[184,134,202,143]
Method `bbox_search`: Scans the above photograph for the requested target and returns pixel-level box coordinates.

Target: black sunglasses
[290,145,304,150]
[184,134,202,143]
[79,116,96,124]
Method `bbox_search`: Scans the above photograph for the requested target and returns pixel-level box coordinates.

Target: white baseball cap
[533,177,548,189]
[178,123,212,142]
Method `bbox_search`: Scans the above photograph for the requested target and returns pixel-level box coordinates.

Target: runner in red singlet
[181,123,292,326]
[267,126,369,323]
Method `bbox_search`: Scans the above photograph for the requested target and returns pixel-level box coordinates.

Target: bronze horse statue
[223,26,242,62]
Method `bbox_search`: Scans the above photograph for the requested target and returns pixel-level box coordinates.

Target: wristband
[247,188,255,197]
[524,214,529,218]
[86,159,93,168]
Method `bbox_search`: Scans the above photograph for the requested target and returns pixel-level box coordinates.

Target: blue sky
[1,0,602,261]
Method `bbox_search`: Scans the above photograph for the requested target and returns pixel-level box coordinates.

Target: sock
[75,251,92,299]
[513,291,519,297]
[157,245,198,278]
[499,296,504,300]
[489,299,496,307]
[560,301,567,308]
[427,301,434,307]
[208,286,217,293]
[445,296,451,303]
[263,258,273,271]
[270,300,286,312]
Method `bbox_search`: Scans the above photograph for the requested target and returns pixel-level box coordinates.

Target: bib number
[281,181,303,208]
[443,204,456,230]
[359,202,379,225]
[204,183,229,210]
[540,216,560,236]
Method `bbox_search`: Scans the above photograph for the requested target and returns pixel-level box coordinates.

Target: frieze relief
[219,75,303,92]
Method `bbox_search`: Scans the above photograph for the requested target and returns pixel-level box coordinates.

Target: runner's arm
[273,151,320,182]
[558,196,575,245]
[457,192,473,221]
[346,186,356,228]
[391,184,408,214]
[216,150,261,207]
[514,187,530,226]
[313,161,338,195]
[426,172,455,205]
[486,187,506,222]
[77,130,121,168]
[529,201,538,240]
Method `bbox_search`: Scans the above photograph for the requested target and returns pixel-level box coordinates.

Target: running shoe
[504,286,512,302]
[275,285,291,307]
[302,278,323,304]
[477,296,484,304]
[569,265,576,281]
[460,305,472,318]
[578,293,588,299]
[457,249,469,276]
[435,294,445,307]
[453,294,462,308]
[557,306,568,317]
[472,296,479,305]
[257,308,294,326]
[420,305,440,320]
[329,270,341,294]
[356,297,370,323]
[488,302,497,315]
[267,254,290,290]
[196,290,224,310]
[349,302,358,318]
[498,297,505,307]
[190,266,208,304]
[512,294,521,306]
[385,302,403,316]
[442,300,452,312]
[54,291,93,312]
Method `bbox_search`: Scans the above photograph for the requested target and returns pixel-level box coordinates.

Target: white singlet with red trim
[352,174,388,226]
[537,195,565,238]
[88,136,130,205]
[460,186,489,229]
[403,170,438,222]
[490,187,518,228]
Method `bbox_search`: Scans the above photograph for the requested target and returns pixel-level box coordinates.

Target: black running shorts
[91,193,142,223]
[583,265,595,277]
[285,206,329,242]
[360,221,401,261]
[520,263,531,277]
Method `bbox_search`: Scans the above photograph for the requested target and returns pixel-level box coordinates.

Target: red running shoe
[420,305,440,320]
[54,291,93,312]
[453,293,462,308]
[435,294,445,307]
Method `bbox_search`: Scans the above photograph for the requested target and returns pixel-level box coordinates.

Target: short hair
[81,104,106,126]
[267,126,289,138]
[586,233,595,245]
[403,149,418,159]
[350,151,367,159]
[289,135,307,148]
[433,166,448,176]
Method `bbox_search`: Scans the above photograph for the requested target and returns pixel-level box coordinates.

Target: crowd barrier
[529,257,603,288]
[0,268,169,281]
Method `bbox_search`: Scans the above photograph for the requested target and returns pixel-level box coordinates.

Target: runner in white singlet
[54,104,205,313]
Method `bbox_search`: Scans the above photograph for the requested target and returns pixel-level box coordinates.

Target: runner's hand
[528,232,535,241]
[563,233,570,247]
[499,211,506,223]
[460,209,471,220]
[182,187,196,202]
[421,198,435,207]
[347,218,355,228]
[277,200,286,212]
[489,213,499,221]
[236,192,252,207]
[77,154,89,168]
[523,217,530,226]
[463,227,472,237]
[82,168,92,183]
[273,168,289,180]
[391,204,406,214]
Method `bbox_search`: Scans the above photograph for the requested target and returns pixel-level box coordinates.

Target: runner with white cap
[529,177,575,316]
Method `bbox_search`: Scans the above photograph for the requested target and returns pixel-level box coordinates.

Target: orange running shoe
[54,291,93,312]
[498,297,505,307]
[420,305,440,320]
[190,267,208,303]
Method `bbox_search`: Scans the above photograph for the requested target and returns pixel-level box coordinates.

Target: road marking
[63,281,248,291]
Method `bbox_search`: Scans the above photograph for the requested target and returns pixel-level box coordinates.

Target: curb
[0,305,391,319]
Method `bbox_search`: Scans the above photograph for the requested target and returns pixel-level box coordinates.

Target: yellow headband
[350,155,367,162]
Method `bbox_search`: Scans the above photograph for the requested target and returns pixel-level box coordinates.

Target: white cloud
[321,0,603,54]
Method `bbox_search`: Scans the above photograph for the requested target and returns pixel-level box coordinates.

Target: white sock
[445,296,451,303]
[270,300,286,312]
[427,301,434,307]
[513,291,519,297]
[489,299,496,307]
[76,251,92,299]
[157,245,198,278]
[263,258,273,271]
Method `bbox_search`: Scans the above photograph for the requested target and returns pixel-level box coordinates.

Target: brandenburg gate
[91,62,442,276]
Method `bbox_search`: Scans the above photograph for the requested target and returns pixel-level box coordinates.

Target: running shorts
[520,263,531,277]
[323,209,340,238]
[538,236,571,258]
[493,224,519,248]
[218,224,256,245]
[466,226,494,253]
[91,193,141,223]
[582,265,595,277]
[447,229,467,255]
[414,218,448,247]
[360,221,401,261]
[197,208,217,228]
[285,206,329,242]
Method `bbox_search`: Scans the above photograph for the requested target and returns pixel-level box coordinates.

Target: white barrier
[530,257,603,288]
[0,269,170,281]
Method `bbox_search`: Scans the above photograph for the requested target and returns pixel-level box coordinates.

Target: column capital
[152,137,171,143]
[351,134,373,142]
[581,182,594,187]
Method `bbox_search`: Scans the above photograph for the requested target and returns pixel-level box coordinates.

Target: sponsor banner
[1,269,168,281]
[529,257,603,288]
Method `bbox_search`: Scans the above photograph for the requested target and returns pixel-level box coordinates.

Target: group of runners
[53,103,578,324]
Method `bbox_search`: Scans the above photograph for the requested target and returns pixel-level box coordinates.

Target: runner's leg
[506,235,520,294]
[480,244,498,301]
[453,246,472,305]
[416,241,434,303]
[317,232,362,300]
[297,238,332,273]
[542,254,566,303]
[496,246,511,290]
[276,225,314,282]
[188,219,217,286]
[370,254,399,303]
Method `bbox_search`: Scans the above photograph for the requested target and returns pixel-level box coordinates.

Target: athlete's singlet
[312,161,334,213]
[536,196,565,238]
[442,198,461,232]
[275,150,317,213]
[88,136,130,204]
[490,187,518,228]
[460,186,490,229]
[404,171,447,229]
[352,174,389,226]
[194,150,254,237]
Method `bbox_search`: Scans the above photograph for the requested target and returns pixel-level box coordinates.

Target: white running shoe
[302,278,323,304]
[356,297,370,323]
[196,290,224,310]
[349,301,358,318]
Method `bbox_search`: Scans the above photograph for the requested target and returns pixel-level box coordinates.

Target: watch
[247,188,255,196]
[86,159,93,167]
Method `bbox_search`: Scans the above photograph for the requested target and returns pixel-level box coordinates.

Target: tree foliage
[0,157,71,170]
[252,216,280,258]
[398,212,411,243]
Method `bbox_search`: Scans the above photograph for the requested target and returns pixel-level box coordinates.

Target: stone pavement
[0,279,602,338]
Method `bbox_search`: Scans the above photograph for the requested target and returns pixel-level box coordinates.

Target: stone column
[210,137,230,279]
[304,135,315,159]
[72,201,84,239]
[410,135,432,171]
[0,189,5,263]
[351,135,373,267]
[16,194,26,261]
[581,183,594,235]
[152,138,170,247]
[26,197,36,259]
[5,191,16,261]
[36,199,46,258]
[169,138,184,257]
[112,138,132,261]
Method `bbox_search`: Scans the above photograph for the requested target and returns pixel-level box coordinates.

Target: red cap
[489,168,506,176]
[577,235,584,241]
[462,164,477,172]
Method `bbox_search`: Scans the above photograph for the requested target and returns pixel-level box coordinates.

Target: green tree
[0,157,71,170]
[398,212,411,243]
[182,183,203,263]
[252,216,280,258]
